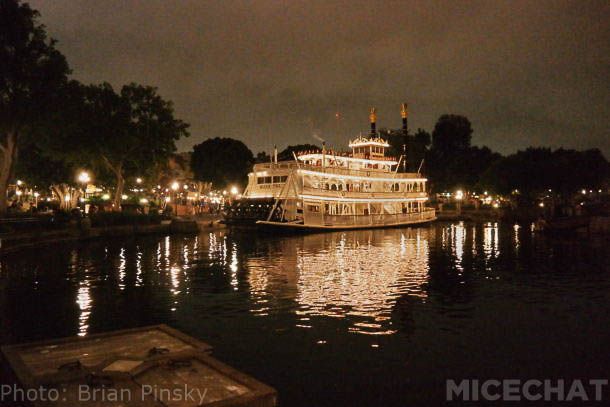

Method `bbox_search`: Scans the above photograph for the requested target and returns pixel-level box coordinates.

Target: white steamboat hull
[255,209,436,231]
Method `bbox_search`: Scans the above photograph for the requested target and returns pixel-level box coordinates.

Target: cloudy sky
[29,0,609,156]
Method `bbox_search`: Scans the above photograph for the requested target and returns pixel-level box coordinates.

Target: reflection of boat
[246,228,431,335]
[225,105,436,231]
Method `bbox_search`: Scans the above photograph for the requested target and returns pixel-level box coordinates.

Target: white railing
[301,187,427,200]
[253,162,424,180]
[321,209,436,226]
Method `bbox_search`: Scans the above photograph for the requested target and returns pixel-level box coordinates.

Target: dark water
[1,222,609,405]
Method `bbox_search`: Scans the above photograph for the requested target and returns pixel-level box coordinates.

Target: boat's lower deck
[224,197,436,231]
[256,215,436,231]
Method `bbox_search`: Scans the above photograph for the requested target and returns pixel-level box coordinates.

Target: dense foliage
[480,148,609,197]
[0,0,70,212]
[191,138,254,189]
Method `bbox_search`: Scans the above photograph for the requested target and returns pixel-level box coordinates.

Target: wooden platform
[1,325,277,407]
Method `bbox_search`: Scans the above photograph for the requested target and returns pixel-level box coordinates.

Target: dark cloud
[29,0,609,156]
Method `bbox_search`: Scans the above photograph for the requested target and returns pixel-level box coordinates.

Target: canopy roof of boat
[348,135,390,148]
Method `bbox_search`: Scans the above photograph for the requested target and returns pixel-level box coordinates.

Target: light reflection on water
[1,222,607,344]
[245,229,431,334]
[2,221,610,406]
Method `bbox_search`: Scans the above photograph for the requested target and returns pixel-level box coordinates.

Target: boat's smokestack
[369,107,377,137]
[274,145,278,164]
[401,103,408,136]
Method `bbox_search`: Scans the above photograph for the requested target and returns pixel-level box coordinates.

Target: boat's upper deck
[251,161,424,181]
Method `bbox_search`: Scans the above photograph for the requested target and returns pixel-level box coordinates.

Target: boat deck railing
[301,187,428,199]
[321,208,436,227]
[253,162,425,180]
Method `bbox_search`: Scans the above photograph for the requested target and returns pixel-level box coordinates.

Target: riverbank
[0,214,224,254]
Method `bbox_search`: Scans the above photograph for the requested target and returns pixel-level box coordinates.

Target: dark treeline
[1,0,189,212]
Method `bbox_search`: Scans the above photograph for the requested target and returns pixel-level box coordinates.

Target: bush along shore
[0,212,223,254]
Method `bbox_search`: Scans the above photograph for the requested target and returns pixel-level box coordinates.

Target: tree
[0,0,70,212]
[255,151,271,163]
[191,138,254,189]
[380,128,431,172]
[15,143,84,209]
[277,144,320,162]
[431,114,473,152]
[480,147,609,198]
[73,83,189,209]
[426,115,477,192]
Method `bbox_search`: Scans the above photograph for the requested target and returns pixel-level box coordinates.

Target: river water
[1,222,609,405]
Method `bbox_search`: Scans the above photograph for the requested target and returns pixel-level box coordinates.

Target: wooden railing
[320,209,436,227]
[301,187,428,200]
[253,162,425,180]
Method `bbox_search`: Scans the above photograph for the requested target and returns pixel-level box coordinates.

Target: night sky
[29,0,609,156]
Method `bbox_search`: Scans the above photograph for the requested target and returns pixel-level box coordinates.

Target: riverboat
[225,105,436,230]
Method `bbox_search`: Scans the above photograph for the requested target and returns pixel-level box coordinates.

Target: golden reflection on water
[247,229,431,335]
[76,277,91,337]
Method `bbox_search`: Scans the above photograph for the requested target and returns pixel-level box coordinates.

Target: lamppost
[171,181,179,214]
[78,171,91,212]
[455,190,463,214]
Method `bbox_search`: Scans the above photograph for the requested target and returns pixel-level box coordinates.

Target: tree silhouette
[191,138,254,189]
[0,0,70,212]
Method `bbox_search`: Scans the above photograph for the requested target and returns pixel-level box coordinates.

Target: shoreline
[0,216,225,255]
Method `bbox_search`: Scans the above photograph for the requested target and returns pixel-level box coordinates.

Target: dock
[1,325,276,406]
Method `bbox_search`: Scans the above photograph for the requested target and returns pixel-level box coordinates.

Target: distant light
[139,198,148,204]
[136,177,142,184]
[581,189,586,194]
[484,191,488,195]
[493,203,499,208]
[455,190,463,200]
[230,186,238,195]
[15,190,22,196]
[539,202,544,207]
[64,195,70,201]
[223,190,227,195]
[165,196,171,202]
[171,182,179,191]
[16,180,22,186]
[78,171,91,183]
[121,194,128,200]
[183,184,188,190]
[34,192,39,197]
[102,194,110,200]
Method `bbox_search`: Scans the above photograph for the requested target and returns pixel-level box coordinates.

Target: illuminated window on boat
[306,205,320,212]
